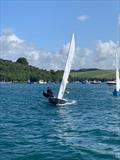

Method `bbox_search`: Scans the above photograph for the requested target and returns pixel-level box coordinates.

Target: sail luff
[58,34,75,99]
[116,51,120,91]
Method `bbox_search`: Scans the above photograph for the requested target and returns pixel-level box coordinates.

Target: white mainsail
[116,15,120,91]
[115,48,120,91]
[58,33,75,100]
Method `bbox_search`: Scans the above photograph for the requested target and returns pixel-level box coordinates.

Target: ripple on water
[0,83,120,160]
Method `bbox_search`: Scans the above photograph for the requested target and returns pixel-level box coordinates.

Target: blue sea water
[0,83,120,160]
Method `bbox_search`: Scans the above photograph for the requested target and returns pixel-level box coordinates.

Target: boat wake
[57,99,76,106]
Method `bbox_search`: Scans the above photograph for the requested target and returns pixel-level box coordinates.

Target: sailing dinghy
[113,15,120,96]
[43,33,75,105]
[113,50,120,96]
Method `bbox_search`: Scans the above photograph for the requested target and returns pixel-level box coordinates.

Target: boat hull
[106,81,116,85]
[49,97,67,105]
[113,90,120,96]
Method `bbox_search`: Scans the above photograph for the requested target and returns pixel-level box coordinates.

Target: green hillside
[71,69,116,81]
[0,59,62,82]
[0,58,116,82]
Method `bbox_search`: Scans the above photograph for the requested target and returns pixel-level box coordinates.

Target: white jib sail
[115,51,120,91]
[58,33,75,99]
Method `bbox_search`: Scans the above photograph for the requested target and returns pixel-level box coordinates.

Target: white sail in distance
[116,48,120,91]
[116,14,120,91]
[58,33,75,100]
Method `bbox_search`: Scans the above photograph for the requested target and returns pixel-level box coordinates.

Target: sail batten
[58,34,75,99]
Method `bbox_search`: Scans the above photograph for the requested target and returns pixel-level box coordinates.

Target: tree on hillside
[16,57,28,65]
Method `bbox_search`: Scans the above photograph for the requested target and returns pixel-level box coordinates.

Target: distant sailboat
[43,33,75,105]
[113,50,120,96]
[113,15,120,96]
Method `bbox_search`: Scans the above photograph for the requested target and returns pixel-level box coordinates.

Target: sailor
[114,89,117,92]
[47,87,53,97]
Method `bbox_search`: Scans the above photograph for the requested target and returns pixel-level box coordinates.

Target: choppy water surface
[0,83,120,160]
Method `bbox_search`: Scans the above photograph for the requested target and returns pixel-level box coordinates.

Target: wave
[57,99,76,106]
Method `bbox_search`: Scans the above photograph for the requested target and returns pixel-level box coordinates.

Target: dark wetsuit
[47,88,53,97]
